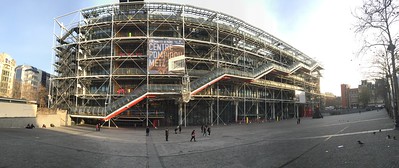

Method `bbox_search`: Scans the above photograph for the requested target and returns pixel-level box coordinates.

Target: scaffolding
[51,2,323,127]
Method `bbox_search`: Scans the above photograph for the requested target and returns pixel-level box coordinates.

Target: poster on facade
[295,90,306,103]
[147,38,185,74]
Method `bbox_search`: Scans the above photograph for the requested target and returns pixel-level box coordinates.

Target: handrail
[72,62,305,119]
[72,84,182,117]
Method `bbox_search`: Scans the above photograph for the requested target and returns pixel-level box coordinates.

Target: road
[1,110,398,168]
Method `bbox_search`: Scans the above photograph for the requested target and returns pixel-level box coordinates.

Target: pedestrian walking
[165,128,169,141]
[190,130,196,142]
[98,123,101,131]
[203,125,207,136]
[178,125,182,134]
[146,127,150,136]
[174,126,178,134]
[297,117,301,124]
[207,126,211,136]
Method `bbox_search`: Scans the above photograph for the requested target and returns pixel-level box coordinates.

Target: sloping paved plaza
[1,110,399,168]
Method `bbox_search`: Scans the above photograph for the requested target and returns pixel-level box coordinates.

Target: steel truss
[51,2,323,126]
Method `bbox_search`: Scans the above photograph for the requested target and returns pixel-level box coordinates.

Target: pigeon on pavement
[357,140,364,145]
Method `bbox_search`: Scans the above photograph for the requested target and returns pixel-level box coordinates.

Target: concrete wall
[0,117,37,128]
[36,110,71,127]
[0,102,37,117]
[0,108,71,128]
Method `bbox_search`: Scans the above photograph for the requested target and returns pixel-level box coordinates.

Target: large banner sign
[295,90,306,103]
[147,39,185,74]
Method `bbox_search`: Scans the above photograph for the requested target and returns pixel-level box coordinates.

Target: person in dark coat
[207,126,211,136]
[190,130,196,142]
[165,128,169,141]
[146,127,150,136]
[178,125,182,134]
[203,125,207,136]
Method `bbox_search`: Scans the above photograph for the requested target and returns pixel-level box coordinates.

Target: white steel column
[235,101,238,123]
[244,85,246,123]
[216,84,219,126]
[146,3,150,127]
[256,101,259,120]
[184,103,187,127]
[264,101,267,121]
[215,12,219,126]
[178,101,183,126]
[108,11,115,123]
[272,103,276,120]
[183,4,186,128]
[210,101,214,125]
[272,92,276,120]
[296,103,299,118]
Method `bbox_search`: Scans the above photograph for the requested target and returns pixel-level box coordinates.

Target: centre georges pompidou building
[51,1,323,127]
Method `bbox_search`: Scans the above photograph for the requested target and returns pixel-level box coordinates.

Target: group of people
[163,125,182,141]
[201,125,211,136]
[26,123,55,129]
[25,124,35,129]
[174,125,182,134]
[165,125,182,141]
[190,125,211,142]
[95,123,101,131]
[146,124,212,142]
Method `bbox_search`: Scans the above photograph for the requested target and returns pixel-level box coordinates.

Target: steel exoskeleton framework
[51,2,323,126]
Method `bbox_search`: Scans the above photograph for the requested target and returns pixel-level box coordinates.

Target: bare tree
[11,79,49,108]
[353,0,399,128]
[369,50,391,78]
[20,83,38,101]
[37,85,48,108]
[11,80,21,99]
[369,49,395,116]
[359,86,372,108]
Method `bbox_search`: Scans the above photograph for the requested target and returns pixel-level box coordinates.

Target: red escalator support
[222,76,231,80]
[103,65,284,121]
[104,94,148,121]
[191,75,226,95]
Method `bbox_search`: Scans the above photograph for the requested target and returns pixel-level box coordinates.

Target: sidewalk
[1,110,398,168]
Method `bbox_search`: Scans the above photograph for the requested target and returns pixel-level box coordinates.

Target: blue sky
[0,1,110,72]
[0,0,364,95]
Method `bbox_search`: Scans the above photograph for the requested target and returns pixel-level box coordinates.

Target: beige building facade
[0,53,16,98]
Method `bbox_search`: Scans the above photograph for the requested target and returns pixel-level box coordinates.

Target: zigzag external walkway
[71,61,320,121]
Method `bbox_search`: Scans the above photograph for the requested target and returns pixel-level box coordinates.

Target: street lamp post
[387,43,399,129]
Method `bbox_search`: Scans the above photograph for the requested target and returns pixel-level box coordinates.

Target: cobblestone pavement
[1,110,398,168]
